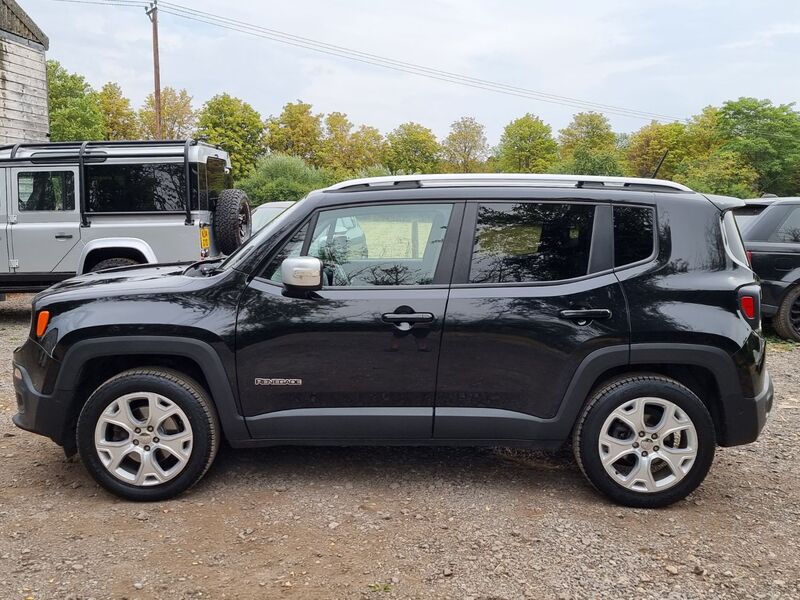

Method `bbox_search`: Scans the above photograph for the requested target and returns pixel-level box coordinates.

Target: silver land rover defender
[0,140,251,295]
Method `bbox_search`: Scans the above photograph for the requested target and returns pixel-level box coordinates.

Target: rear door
[434,195,629,441]
[9,167,81,273]
[0,168,9,274]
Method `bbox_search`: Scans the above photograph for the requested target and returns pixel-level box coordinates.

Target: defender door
[0,168,9,274]
[9,167,81,273]
[236,201,462,441]
[434,195,629,441]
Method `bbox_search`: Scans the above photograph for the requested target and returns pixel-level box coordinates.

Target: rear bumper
[719,369,773,446]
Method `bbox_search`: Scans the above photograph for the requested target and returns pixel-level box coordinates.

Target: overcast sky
[24,0,800,143]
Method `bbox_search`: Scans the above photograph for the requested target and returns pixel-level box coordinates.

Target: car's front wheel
[76,368,220,501]
[573,374,715,508]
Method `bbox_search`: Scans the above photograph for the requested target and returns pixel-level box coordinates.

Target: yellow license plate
[199,227,210,249]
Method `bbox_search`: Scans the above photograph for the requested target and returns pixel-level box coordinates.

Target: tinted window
[770,207,800,243]
[85,163,186,212]
[265,203,453,286]
[18,171,75,211]
[470,202,596,283]
[206,158,226,207]
[722,211,749,265]
[614,206,655,267]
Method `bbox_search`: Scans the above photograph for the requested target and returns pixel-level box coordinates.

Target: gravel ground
[1,293,799,600]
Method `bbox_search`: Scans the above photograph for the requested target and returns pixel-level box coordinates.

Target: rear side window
[85,163,186,212]
[18,171,75,211]
[613,206,655,267]
[770,207,800,242]
[722,211,749,265]
[206,158,227,207]
[469,202,596,284]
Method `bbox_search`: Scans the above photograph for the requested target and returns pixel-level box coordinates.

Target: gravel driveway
[1,293,798,600]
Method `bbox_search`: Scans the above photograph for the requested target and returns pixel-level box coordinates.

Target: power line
[50,0,685,122]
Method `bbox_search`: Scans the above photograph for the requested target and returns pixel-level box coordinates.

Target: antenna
[651,149,669,178]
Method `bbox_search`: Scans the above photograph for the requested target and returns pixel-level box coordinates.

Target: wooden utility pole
[146,0,162,139]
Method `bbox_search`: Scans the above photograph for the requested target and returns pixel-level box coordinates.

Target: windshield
[220,200,306,272]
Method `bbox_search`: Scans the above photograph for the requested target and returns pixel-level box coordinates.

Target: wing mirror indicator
[281,257,323,294]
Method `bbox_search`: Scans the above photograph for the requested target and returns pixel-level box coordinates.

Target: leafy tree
[558,112,617,160]
[349,125,386,172]
[196,93,266,179]
[265,101,324,166]
[716,97,800,195]
[675,150,758,198]
[236,154,336,205]
[384,122,440,174]
[139,87,196,140]
[495,114,558,173]
[624,121,688,179]
[46,60,105,141]
[97,82,139,140]
[317,113,386,176]
[564,146,623,176]
[441,116,488,172]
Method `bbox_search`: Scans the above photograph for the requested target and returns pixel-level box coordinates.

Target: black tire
[573,374,715,508]
[772,286,800,342]
[214,188,251,255]
[90,257,139,272]
[76,368,220,501]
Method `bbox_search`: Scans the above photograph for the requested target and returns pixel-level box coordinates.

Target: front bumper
[12,360,71,448]
[720,368,773,446]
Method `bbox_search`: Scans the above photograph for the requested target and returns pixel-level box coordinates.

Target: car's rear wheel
[772,286,800,342]
[573,374,715,508]
[90,257,140,272]
[76,368,220,501]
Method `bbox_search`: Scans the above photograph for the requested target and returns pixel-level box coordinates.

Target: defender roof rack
[325,173,694,194]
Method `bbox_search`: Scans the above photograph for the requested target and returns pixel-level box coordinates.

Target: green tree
[265,101,324,165]
[196,93,266,179]
[441,116,488,172]
[566,146,623,176]
[139,87,196,140]
[495,114,558,173]
[624,121,688,179]
[46,60,105,141]
[716,97,800,195]
[384,122,440,174]
[558,112,617,161]
[96,82,139,140]
[675,150,758,198]
[236,154,336,205]
[318,112,387,176]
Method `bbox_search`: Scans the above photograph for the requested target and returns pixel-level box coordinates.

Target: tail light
[738,285,761,329]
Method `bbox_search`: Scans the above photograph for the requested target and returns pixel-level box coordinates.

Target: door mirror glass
[281,256,322,291]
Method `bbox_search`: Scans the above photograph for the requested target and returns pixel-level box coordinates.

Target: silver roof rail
[325,173,694,193]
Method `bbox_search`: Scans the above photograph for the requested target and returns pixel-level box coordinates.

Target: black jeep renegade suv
[12,174,773,508]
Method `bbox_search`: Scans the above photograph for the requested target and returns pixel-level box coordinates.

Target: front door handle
[559,308,612,323]
[381,312,435,325]
[54,233,73,240]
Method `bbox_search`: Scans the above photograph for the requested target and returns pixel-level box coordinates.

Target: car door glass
[470,202,596,283]
[265,204,454,286]
[18,171,75,211]
[770,207,800,242]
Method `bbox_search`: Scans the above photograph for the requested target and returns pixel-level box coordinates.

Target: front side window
[264,203,454,286]
[18,171,75,211]
[470,202,596,283]
[770,207,800,243]
[85,163,186,212]
[614,205,655,267]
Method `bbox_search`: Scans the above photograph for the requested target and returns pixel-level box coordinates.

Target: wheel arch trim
[78,238,157,274]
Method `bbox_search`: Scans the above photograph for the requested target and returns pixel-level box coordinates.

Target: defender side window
[85,163,186,212]
[770,207,800,243]
[18,171,75,211]
[263,203,454,286]
[206,158,226,208]
[613,206,656,267]
[469,202,596,284]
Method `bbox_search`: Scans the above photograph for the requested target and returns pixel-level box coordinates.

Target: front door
[236,201,460,441]
[435,198,629,440]
[10,167,81,273]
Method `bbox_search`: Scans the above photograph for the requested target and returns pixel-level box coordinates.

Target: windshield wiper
[183,257,223,276]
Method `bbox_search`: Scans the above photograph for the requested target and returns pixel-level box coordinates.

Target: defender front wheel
[573,375,715,508]
[76,368,220,501]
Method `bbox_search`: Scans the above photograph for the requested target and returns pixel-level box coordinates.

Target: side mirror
[281,256,322,293]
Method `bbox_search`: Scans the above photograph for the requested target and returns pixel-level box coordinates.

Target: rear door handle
[381,312,435,324]
[54,233,73,240]
[559,308,612,322]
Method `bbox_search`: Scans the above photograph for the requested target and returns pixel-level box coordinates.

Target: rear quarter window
[722,211,749,266]
[613,206,655,267]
